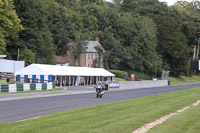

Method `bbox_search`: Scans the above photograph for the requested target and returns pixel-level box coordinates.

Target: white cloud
[159,0,192,6]
[105,0,194,6]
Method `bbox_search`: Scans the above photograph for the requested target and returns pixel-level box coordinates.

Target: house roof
[85,41,105,53]
[15,64,115,77]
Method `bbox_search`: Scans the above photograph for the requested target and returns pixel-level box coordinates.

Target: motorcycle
[95,83,105,98]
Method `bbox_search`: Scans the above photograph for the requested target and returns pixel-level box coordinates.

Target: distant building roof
[85,41,105,53]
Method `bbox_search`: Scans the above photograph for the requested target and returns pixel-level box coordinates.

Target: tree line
[0,0,200,77]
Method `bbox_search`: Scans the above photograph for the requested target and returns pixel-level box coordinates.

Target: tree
[7,0,77,64]
[2,0,193,77]
[19,48,35,66]
[72,34,88,66]
[132,16,162,76]
[55,0,76,7]
[93,45,104,68]
[155,15,190,76]
[45,1,77,55]
[121,0,190,76]
[13,0,56,64]
[0,0,23,54]
[173,1,200,47]
[98,27,124,70]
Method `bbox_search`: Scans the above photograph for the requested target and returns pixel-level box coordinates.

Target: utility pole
[196,32,200,60]
[193,45,196,60]
[198,38,200,60]
[196,42,199,60]
[17,48,20,61]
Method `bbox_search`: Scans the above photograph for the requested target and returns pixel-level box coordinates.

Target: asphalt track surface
[0,83,200,123]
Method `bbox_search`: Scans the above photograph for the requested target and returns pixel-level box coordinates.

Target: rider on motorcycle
[96,82,105,91]
[95,82,105,98]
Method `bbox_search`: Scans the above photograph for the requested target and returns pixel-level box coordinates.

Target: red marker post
[131,74,135,81]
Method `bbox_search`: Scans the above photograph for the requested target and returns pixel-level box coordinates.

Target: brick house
[55,38,104,67]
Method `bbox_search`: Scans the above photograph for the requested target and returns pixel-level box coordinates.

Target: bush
[109,70,156,80]
[109,70,128,78]
[125,70,153,80]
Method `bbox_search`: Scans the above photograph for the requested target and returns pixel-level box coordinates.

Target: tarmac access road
[0,83,200,123]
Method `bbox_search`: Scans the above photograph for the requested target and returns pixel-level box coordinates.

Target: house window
[88,64,90,67]
[91,64,93,67]
[96,54,98,58]
[88,54,90,60]
[91,54,93,60]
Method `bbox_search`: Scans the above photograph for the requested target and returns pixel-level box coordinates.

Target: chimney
[95,37,100,43]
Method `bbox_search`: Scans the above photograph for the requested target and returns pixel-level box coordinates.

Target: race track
[0,83,200,123]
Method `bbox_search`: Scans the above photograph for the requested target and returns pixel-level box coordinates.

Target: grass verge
[0,80,31,84]
[0,87,200,133]
[0,79,7,84]
[148,103,200,133]
[0,88,63,94]
[115,77,126,81]
[169,75,200,85]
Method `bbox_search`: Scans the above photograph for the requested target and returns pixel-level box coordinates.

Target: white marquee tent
[14,64,115,86]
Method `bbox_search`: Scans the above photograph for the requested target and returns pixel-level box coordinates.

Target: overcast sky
[105,0,194,6]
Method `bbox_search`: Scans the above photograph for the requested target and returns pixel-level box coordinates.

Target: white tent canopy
[0,59,25,73]
[14,64,115,77]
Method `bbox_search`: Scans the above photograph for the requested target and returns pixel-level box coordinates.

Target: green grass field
[0,79,27,84]
[115,77,126,81]
[0,79,7,84]
[169,75,200,85]
[0,86,200,133]
[148,103,200,133]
